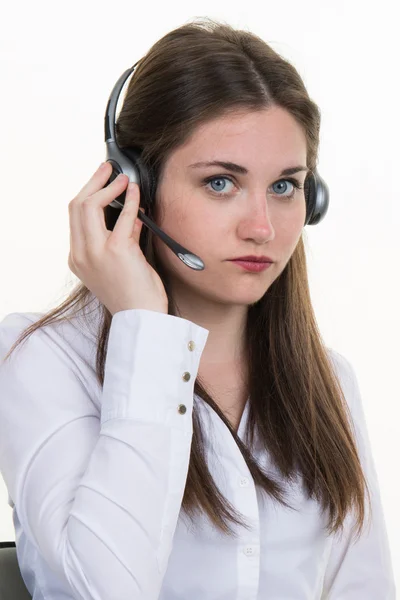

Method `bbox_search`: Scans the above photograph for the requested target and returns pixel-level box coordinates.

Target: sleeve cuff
[100,309,209,429]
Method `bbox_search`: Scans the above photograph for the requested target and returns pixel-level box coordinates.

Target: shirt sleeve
[322,352,396,599]
[0,309,209,600]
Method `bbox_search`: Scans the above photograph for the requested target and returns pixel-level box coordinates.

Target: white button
[243,545,258,557]
[239,477,249,487]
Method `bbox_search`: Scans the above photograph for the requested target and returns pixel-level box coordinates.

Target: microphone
[108,193,205,271]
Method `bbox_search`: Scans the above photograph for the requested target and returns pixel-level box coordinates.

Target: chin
[210,288,271,307]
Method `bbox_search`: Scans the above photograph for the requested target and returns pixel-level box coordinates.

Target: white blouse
[0,308,396,600]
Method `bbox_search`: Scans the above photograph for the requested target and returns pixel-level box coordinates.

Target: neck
[169,293,248,366]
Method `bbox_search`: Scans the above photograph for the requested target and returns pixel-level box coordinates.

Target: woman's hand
[68,161,169,316]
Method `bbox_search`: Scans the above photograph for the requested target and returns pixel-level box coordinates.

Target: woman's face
[152,106,308,308]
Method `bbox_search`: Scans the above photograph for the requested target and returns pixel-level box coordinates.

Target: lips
[230,260,273,272]
[230,256,273,263]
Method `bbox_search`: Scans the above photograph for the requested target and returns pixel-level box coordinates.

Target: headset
[103,62,330,271]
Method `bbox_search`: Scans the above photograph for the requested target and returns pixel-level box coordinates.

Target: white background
[1,0,399,591]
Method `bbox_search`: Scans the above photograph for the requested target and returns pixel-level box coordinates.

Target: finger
[69,162,115,260]
[75,161,113,201]
[82,174,130,251]
[110,182,143,244]
[134,207,145,244]
[69,199,87,265]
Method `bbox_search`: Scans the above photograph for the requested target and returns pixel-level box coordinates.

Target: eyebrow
[188,160,310,177]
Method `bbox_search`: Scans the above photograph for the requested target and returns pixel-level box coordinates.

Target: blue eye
[272,180,296,197]
[202,175,303,199]
[203,176,235,195]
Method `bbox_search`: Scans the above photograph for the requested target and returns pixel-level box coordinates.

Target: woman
[0,17,395,600]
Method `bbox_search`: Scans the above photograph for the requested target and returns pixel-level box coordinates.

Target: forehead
[169,106,307,169]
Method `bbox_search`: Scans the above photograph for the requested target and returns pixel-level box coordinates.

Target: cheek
[276,213,305,252]
[283,199,306,231]
[170,202,216,244]
[153,200,213,261]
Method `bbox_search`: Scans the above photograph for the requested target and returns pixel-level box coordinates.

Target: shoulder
[326,346,355,381]
[0,308,99,363]
[325,346,359,411]
[0,311,42,338]
[325,347,375,469]
[0,309,102,402]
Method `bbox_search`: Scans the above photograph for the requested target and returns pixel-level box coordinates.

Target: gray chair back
[0,543,31,600]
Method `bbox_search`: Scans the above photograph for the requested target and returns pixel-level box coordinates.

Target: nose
[237,196,276,243]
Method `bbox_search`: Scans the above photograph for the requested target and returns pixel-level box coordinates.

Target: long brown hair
[3,17,370,542]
